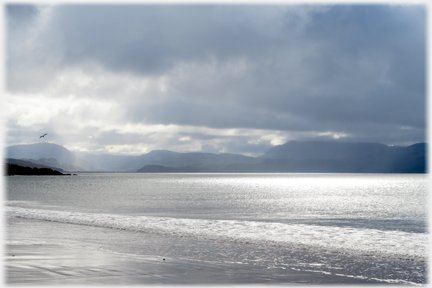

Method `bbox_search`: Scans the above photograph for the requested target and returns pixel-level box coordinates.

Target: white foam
[6,206,427,262]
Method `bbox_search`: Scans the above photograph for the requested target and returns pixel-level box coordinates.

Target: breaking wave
[6,206,427,262]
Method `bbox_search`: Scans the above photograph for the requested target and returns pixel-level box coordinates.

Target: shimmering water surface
[6,173,428,284]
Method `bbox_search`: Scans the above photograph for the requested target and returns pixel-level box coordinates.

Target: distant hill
[138,164,204,173]
[6,142,92,171]
[257,141,426,173]
[5,143,259,172]
[137,141,427,173]
[76,149,259,172]
[5,158,64,172]
[260,141,391,160]
[5,141,427,173]
[138,150,259,168]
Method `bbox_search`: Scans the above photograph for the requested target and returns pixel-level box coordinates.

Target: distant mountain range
[5,141,427,173]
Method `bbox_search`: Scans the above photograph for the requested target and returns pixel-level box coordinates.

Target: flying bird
[40,133,48,138]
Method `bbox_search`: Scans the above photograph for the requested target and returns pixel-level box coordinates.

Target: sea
[5,173,428,285]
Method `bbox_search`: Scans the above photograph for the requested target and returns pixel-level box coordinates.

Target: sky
[4,3,427,156]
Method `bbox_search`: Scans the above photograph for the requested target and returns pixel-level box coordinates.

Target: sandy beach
[6,242,389,285]
[7,203,425,286]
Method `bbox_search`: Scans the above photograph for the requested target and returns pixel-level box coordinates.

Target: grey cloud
[6,4,38,26]
[126,95,425,145]
[6,4,426,154]
[49,5,284,75]
[127,97,312,131]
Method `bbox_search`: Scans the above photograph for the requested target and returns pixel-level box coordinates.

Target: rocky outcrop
[5,163,72,176]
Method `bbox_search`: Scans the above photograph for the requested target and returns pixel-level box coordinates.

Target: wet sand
[5,243,388,285]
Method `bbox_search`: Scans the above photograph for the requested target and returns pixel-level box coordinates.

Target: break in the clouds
[5,4,426,156]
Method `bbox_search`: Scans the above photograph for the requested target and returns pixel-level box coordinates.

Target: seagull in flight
[40,133,48,138]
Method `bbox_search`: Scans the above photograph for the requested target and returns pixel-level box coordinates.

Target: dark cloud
[127,97,309,131]
[6,4,38,24]
[49,5,279,75]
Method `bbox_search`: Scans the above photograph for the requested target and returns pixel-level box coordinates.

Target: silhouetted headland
[5,163,74,176]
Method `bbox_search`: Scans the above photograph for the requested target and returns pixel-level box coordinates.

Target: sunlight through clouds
[5,4,426,155]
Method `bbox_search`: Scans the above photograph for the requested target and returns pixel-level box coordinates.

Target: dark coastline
[5,163,73,176]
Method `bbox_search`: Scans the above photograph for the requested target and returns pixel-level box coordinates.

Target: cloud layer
[5,4,426,155]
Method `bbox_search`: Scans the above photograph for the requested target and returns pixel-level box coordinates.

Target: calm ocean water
[6,173,428,284]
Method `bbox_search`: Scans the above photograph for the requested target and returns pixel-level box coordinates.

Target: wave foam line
[6,207,427,261]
